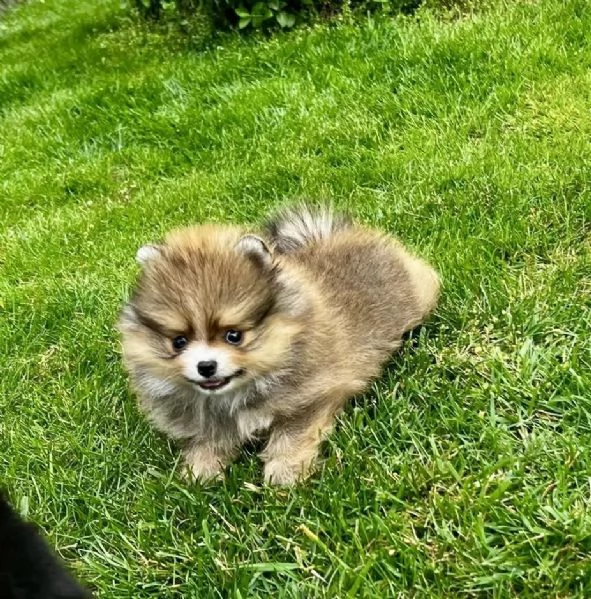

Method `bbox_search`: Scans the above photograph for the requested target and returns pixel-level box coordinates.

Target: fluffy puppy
[119,204,439,485]
[0,491,91,599]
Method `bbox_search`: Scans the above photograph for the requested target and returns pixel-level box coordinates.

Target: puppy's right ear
[136,244,162,266]
[235,235,273,268]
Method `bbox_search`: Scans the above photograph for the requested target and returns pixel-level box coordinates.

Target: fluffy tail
[264,203,352,254]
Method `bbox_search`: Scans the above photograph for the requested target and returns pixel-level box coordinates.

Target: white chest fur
[235,409,273,441]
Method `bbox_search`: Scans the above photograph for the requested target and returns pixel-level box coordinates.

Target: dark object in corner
[0,491,91,599]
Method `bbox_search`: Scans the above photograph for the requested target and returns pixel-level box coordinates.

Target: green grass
[1,0,590,596]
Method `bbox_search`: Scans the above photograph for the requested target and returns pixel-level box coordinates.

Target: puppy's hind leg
[406,255,440,319]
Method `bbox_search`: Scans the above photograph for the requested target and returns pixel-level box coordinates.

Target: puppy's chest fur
[146,383,276,442]
[193,392,275,443]
[207,386,276,440]
[234,407,274,440]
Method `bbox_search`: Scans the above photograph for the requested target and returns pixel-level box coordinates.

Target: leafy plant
[235,0,297,30]
[131,0,423,32]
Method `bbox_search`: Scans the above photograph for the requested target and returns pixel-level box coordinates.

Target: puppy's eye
[172,335,188,351]
[224,330,243,345]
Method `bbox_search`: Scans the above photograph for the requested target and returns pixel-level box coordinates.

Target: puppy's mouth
[186,370,244,392]
[198,376,232,390]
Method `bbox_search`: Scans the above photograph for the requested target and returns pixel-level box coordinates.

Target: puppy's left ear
[235,235,273,268]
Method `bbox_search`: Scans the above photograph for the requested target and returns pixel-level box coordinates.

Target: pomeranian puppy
[119,204,439,485]
[0,491,91,598]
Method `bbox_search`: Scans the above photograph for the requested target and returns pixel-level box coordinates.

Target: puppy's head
[119,225,304,400]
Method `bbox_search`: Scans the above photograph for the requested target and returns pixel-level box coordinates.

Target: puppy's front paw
[263,459,310,486]
[182,446,225,483]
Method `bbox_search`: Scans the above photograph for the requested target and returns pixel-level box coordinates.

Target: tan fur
[119,204,440,485]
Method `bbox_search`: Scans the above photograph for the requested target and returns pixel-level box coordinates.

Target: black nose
[197,360,217,378]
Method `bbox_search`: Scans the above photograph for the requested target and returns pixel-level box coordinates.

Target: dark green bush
[132,0,425,33]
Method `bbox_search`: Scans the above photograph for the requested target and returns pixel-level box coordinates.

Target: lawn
[1,0,590,595]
